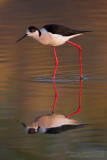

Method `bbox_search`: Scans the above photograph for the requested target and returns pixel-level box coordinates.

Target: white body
[26,113,79,133]
[27,28,82,46]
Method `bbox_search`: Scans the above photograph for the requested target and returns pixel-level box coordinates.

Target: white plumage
[27,28,83,46]
[26,113,80,133]
[16,24,89,46]
[16,24,90,79]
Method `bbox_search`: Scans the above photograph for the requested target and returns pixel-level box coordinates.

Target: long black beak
[16,34,27,43]
[15,119,26,128]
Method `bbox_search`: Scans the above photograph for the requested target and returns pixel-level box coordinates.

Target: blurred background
[0,0,107,159]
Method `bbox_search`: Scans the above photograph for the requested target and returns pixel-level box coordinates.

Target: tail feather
[80,30,92,33]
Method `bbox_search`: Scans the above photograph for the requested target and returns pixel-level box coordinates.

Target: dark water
[0,0,107,159]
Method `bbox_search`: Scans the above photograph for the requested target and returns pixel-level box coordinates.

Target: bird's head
[15,119,39,134]
[16,26,40,43]
[26,122,39,134]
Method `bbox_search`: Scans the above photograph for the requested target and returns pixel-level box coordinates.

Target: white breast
[38,28,82,46]
[37,28,67,46]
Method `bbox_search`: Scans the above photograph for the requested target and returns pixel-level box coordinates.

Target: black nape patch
[28,26,41,36]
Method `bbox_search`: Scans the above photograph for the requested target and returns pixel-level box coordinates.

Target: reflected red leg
[52,79,58,113]
[52,46,58,113]
[53,46,58,80]
[66,80,82,118]
[67,41,83,79]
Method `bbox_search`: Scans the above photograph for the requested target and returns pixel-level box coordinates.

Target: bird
[16,24,90,79]
[16,113,82,134]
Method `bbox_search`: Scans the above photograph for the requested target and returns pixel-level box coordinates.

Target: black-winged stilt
[17,113,81,134]
[16,24,90,79]
[16,80,83,134]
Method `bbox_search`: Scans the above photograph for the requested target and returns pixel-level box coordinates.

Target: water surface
[0,0,107,159]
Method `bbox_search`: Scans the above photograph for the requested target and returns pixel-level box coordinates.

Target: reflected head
[27,128,37,134]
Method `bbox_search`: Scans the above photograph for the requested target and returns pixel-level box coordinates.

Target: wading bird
[16,80,83,134]
[16,24,90,79]
[17,113,83,134]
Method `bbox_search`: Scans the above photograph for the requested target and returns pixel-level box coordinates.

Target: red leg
[67,41,83,79]
[53,46,58,80]
[52,46,58,113]
[52,79,58,113]
[66,80,82,118]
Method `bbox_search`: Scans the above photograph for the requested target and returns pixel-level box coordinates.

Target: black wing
[43,24,90,36]
[46,124,85,134]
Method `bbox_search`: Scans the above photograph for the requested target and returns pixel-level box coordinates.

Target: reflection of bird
[16,24,90,79]
[17,113,83,134]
